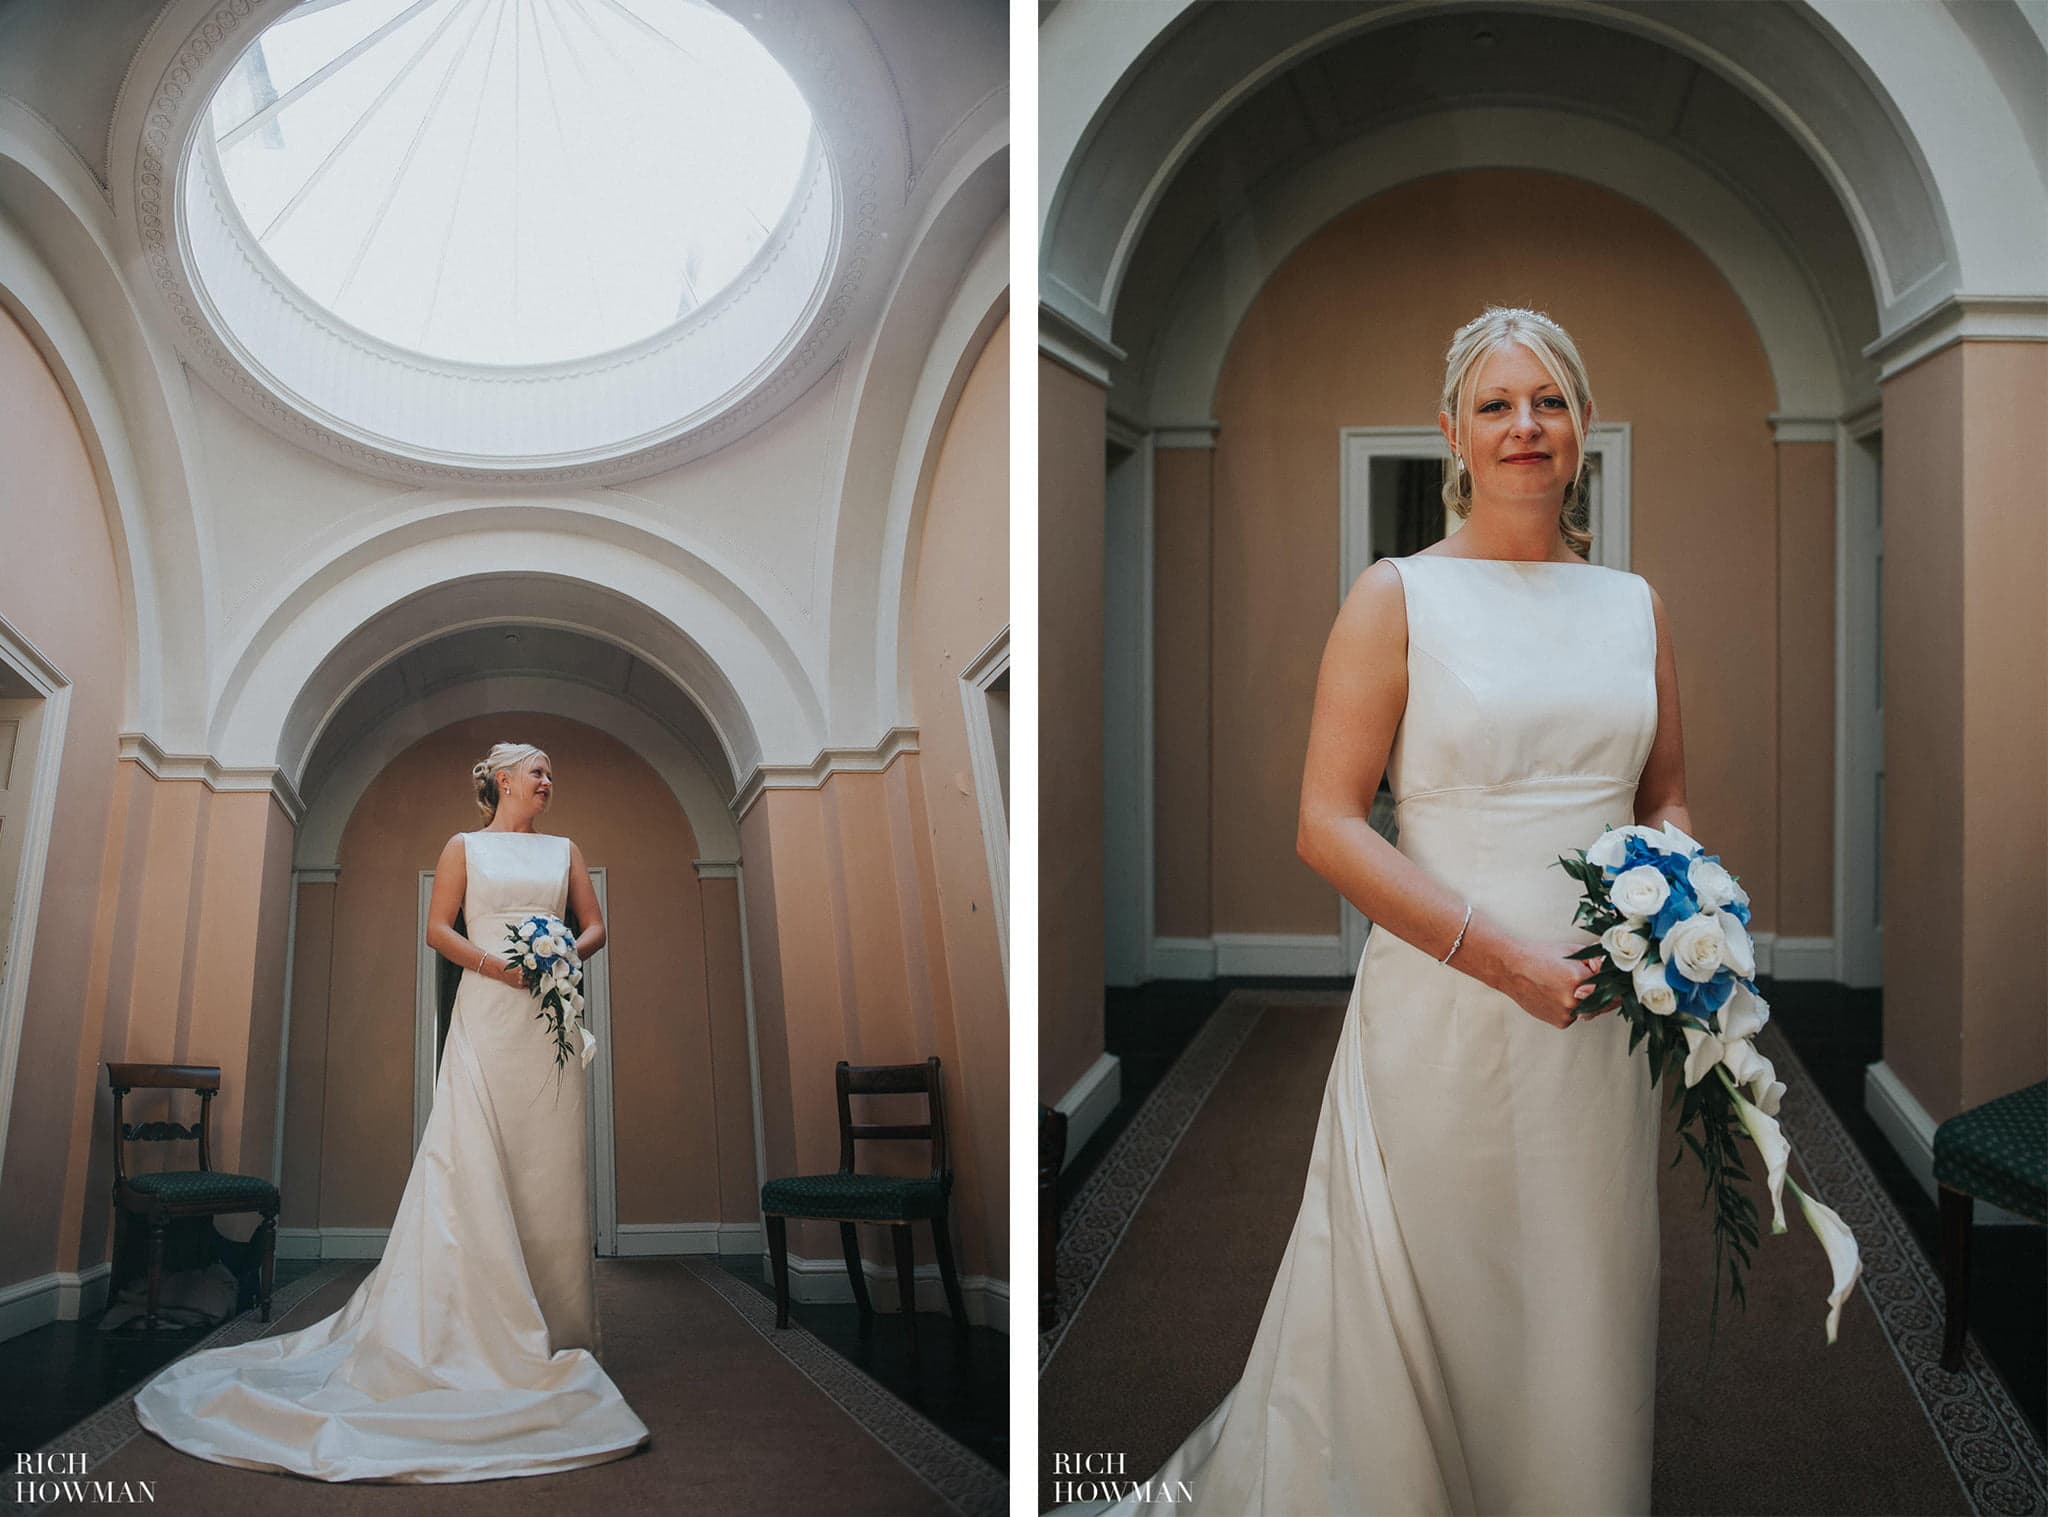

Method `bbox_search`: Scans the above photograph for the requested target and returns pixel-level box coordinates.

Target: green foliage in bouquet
[1554,847,1761,1361]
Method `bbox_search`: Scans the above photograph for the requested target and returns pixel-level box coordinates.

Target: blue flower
[1648,872,1699,939]
[1666,960,1737,1020]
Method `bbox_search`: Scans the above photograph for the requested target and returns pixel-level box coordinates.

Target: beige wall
[1153,445,1214,939]
[1205,169,1781,936]
[1882,341,2048,1118]
[300,714,752,1230]
[1040,354,1108,1101]
[0,303,126,1282]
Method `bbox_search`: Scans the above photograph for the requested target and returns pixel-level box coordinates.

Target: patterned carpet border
[11,1260,354,1513]
[1039,983,2045,1517]
[1758,1019,2046,1517]
[1041,990,1342,1371]
[678,1257,1007,1517]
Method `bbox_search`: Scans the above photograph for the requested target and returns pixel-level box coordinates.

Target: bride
[134,741,651,1483]
[1067,306,1686,1515]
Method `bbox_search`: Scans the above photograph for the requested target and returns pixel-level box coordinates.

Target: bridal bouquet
[504,913,597,1070]
[1556,820,1861,1349]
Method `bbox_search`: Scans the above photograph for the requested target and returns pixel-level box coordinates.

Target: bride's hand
[1496,941,1618,1030]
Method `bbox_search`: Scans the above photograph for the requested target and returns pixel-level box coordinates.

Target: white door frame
[1102,420,1156,987]
[1337,424,1633,964]
[415,866,618,1255]
[960,627,1012,987]
[0,613,70,1201]
[1834,407,1884,987]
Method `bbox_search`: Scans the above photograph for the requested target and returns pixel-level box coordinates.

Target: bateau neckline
[1408,554,1598,568]
[470,829,556,838]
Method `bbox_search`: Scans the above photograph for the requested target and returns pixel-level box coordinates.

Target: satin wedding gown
[1079,556,1665,1516]
[135,830,650,1483]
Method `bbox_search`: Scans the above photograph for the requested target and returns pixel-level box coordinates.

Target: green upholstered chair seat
[761,1172,948,1220]
[1933,1080,2047,1224]
[124,1170,280,1209]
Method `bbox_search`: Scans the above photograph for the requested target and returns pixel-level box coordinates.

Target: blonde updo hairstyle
[1439,306,1597,560]
[472,742,546,820]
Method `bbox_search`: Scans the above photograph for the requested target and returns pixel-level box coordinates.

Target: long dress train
[1068,556,1664,1516]
[134,829,650,1483]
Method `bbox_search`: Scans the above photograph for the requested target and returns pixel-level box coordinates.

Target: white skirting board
[1148,931,1840,983]
[0,1261,111,1345]
[759,1248,1009,1331]
[1865,1060,2037,1227]
[1054,1050,1122,1169]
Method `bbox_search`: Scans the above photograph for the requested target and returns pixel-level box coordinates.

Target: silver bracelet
[1441,902,1474,964]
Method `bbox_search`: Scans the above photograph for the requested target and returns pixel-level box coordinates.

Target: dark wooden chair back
[107,1063,221,1181]
[835,1057,948,1184]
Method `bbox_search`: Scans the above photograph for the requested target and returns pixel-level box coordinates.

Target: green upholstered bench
[1933,1078,2046,1371]
[107,1063,280,1331]
[759,1057,968,1354]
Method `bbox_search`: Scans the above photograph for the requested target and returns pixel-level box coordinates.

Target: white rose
[1661,914,1727,984]
[1610,865,1670,919]
[1600,921,1651,971]
[1687,856,1738,911]
[523,952,538,969]
[1715,911,1757,979]
[519,921,538,940]
[1586,824,1666,870]
[1632,958,1677,1015]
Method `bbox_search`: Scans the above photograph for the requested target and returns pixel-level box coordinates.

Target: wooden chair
[759,1058,967,1353]
[106,1063,280,1331]
[1933,1078,2046,1371]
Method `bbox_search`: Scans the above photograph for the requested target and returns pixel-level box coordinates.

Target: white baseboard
[616,1222,763,1257]
[765,1248,1009,1331]
[1149,936,1216,979]
[280,1222,766,1260]
[1055,1051,1122,1169]
[0,1262,112,1344]
[1865,1060,2035,1226]
[1757,932,1836,981]
[1213,932,1350,978]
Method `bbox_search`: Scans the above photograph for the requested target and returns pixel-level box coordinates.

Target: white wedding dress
[135,829,650,1483]
[1074,556,1665,1515]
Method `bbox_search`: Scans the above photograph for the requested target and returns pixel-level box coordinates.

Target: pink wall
[302,714,751,1229]
[1206,170,1781,936]
[0,303,127,1283]
[908,313,1010,1284]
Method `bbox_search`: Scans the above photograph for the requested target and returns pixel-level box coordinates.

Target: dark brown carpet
[1041,992,2012,1515]
[70,1259,955,1515]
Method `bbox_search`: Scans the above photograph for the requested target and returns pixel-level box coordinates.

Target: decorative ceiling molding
[731,724,920,820]
[118,729,306,824]
[112,0,909,485]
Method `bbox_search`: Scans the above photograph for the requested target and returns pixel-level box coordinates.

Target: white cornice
[1039,299,1123,388]
[118,732,305,824]
[693,860,742,879]
[1865,294,2048,382]
[1153,421,1221,450]
[732,727,919,819]
[293,866,340,885]
[1768,416,1837,444]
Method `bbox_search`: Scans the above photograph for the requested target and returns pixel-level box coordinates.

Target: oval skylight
[205,0,816,368]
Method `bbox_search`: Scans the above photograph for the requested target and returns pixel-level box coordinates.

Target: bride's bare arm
[564,841,605,960]
[1296,563,1605,1028]
[424,835,520,987]
[1631,583,1695,839]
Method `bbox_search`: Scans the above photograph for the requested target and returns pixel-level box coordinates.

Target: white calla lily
[1680,1021,1725,1086]
[1750,1077,1786,1118]
[1721,1036,1770,1088]
[1659,819,1705,855]
[1721,1072,1790,1234]
[1787,1176,1862,1344]
[1715,909,1757,978]
[575,1024,598,1068]
[1718,981,1768,1044]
